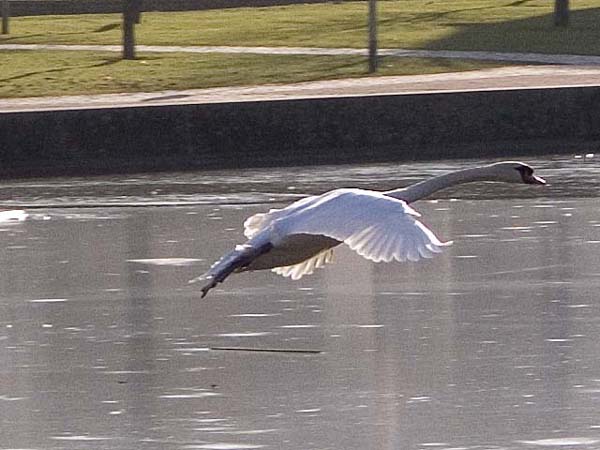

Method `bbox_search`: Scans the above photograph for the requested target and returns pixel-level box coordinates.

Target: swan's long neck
[384,166,495,203]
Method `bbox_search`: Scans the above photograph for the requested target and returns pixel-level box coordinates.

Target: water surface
[1,156,599,450]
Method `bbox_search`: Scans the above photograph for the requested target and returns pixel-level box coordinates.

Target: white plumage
[193,189,446,295]
[272,248,334,280]
[262,188,448,263]
[195,161,545,297]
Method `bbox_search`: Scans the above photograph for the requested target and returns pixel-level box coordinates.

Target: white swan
[194,161,545,297]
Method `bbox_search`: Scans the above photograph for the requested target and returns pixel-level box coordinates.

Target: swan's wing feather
[272,248,334,280]
[275,188,451,263]
[243,213,269,239]
[243,195,320,239]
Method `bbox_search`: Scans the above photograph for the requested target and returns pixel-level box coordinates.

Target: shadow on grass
[0,57,123,83]
[93,57,127,66]
[381,2,511,27]
[0,33,47,42]
[0,26,119,42]
[0,66,77,82]
[94,23,120,33]
[422,7,600,55]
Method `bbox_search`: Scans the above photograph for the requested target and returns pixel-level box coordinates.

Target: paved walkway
[4,43,600,65]
[2,44,600,113]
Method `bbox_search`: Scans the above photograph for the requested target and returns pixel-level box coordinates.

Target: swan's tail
[190,242,272,298]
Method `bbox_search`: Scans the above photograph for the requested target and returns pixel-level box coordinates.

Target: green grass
[3,0,599,53]
[1,0,599,98]
[0,51,504,98]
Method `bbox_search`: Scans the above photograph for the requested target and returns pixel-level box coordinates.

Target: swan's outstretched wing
[274,188,451,264]
[272,248,334,280]
[243,195,320,239]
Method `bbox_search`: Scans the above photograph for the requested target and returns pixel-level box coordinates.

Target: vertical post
[123,0,135,60]
[1,0,10,35]
[133,0,142,24]
[368,0,378,73]
[554,0,569,26]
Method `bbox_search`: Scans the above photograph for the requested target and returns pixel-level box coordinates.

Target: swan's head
[486,161,546,185]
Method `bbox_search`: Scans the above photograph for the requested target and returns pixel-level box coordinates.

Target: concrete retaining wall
[1,86,600,178]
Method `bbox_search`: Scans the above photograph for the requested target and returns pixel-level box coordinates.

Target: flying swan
[194,161,545,297]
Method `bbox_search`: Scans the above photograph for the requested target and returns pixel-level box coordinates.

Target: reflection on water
[1,155,600,450]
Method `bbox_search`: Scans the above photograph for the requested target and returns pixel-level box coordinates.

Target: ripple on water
[518,438,600,446]
[27,298,68,303]
[182,444,264,449]
[51,435,115,441]
[127,258,203,266]
[216,332,272,338]
[159,392,221,399]
[0,395,27,401]
[229,314,281,318]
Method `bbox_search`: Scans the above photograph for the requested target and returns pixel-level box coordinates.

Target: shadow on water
[123,212,158,437]
[421,7,600,55]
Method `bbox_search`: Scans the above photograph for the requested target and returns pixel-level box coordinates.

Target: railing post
[1,0,10,35]
[368,0,378,73]
[123,0,135,59]
[133,0,142,24]
[554,0,569,26]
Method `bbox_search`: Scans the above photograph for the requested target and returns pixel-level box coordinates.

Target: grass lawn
[1,0,599,97]
[3,0,599,53]
[0,51,505,98]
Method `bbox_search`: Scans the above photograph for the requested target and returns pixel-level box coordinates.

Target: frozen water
[1,156,600,449]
